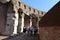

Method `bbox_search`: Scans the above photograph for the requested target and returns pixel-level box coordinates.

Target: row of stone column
[19,13,33,33]
[3,12,39,36]
[20,13,40,34]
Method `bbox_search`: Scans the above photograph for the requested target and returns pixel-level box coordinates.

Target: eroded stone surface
[0,0,10,3]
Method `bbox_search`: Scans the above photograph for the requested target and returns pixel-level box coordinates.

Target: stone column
[20,13,24,33]
[37,18,40,27]
[11,0,21,34]
[37,15,40,34]
[30,16,32,27]
[12,0,19,35]
[13,12,19,34]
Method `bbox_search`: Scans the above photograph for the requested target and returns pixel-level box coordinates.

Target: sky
[21,0,60,12]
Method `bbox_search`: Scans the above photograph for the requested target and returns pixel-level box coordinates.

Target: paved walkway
[0,36,8,40]
[2,33,40,40]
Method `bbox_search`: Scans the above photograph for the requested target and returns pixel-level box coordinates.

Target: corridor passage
[2,33,40,40]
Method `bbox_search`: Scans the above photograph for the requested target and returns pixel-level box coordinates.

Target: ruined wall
[0,0,10,3]
[19,2,45,16]
[0,0,45,35]
[3,0,20,35]
[19,2,45,28]
[0,3,9,34]
[0,2,16,35]
[0,0,19,35]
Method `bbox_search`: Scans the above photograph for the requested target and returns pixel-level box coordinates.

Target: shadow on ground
[2,33,40,40]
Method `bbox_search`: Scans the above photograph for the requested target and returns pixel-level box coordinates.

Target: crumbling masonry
[0,0,45,36]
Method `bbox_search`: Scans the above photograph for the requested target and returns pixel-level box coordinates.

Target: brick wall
[39,27,60,40]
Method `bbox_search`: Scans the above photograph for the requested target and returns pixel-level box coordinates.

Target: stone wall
[0,1,19,35]
[0,0,45,35]
[19,2,45,17]
[0,0,10,3]
[0,3,9,34]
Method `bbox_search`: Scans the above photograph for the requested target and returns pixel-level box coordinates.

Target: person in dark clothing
[23,27,26,33]
[33,26,38,35]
